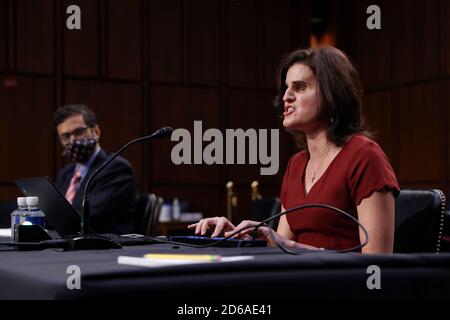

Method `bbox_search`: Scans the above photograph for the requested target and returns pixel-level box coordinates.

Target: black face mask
[62,138,97,163]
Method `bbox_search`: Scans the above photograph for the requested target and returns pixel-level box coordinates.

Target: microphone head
[152,126,173,138]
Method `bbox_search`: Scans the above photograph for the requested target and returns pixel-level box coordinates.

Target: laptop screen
[14,177,82,237]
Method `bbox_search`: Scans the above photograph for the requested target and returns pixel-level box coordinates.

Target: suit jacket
[56,149,137,235]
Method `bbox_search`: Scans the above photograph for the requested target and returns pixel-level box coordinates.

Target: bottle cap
[26,196,39,206]
[17,197,27,206]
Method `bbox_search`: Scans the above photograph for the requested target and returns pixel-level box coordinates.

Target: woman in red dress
[189,46,399,254]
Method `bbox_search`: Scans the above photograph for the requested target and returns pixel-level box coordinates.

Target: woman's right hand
[188,217,236,238]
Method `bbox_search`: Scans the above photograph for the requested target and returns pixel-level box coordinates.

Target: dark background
[0,0,449,224]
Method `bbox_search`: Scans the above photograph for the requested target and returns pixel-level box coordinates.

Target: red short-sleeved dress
[280,134,400,250]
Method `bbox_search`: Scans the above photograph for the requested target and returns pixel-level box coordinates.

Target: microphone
[67,126,173,250]
[150,126,173,138]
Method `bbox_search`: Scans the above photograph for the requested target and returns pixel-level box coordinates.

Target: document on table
[117,254,254,268]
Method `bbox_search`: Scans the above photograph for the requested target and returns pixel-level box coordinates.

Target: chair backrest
[134,193,156,235]
[394,189,446,253]
[443,210,450,251]
[250,197,281,230]
[146,196,163,236]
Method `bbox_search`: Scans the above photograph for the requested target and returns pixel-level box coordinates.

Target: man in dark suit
[54,104,137,235]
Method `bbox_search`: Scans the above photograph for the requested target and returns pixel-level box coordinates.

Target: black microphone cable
[251,203,369,254]
[145,203,369,254]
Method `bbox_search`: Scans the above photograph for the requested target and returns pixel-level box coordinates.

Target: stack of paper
[117,253,254,268]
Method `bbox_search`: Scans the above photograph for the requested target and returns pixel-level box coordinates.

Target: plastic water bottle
[23,197,46,229]
[10,197,27,240]
[172,197,181,221]
[159,204,172,222]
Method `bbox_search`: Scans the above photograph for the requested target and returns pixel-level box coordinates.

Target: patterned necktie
[65,170,81,204]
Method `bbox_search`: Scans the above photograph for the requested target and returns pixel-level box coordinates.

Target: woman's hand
[188,217,236,238]
[227,220,319,250]
[189,217,318,250]
[224,220,272,240]
[187,218,269,240]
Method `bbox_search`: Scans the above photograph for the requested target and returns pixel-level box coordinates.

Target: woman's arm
[271,206,317,249]
[357,190,395,254]
[276,206,296,240]
[228,206,317,249]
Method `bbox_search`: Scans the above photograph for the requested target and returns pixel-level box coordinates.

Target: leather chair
[134,193,163,236]
[250,197,281,230]
[443,210,450,251]
[394,189,447,253]
[133,193,155,235]
[146,196,163,236]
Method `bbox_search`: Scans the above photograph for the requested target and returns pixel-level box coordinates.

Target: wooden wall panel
[0,186,21,202]
[345,1,364,83]
[107,0,141,80]
[395,83,442,183]
[0,0,7,71]
[227,0,258,87]
[149,0,183,82]
[188,0,220,85]
[445,0,450,77]
[348,0,392,91]
[342,0,448,194]
[16,0,54,74]
[447,80,450,196]
[227,90,292,185]
[392,0,440,85]
[64,80,143,185]
[63,0,99,77]
[364,91,394,163]
[391,0,417,85]
[416,0,440,82]
[262,0,298,89]
[150,86,221,184]
[0,76,54,181]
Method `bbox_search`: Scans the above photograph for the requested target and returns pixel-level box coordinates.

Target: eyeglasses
[58,126,92,143]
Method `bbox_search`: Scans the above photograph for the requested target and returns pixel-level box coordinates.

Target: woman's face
[282,63,322,133]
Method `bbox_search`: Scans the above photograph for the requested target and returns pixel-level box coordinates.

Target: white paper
[117,255,254,268]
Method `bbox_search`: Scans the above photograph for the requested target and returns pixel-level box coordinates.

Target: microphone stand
[66,127,173,250]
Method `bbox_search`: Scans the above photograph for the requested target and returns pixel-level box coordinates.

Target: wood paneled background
[336,0,449,195]
[0,0,448,225]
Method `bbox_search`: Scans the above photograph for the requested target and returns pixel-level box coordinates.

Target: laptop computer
[14,177,83,237]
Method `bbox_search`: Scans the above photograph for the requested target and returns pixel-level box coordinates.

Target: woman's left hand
[224,220,278,246]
